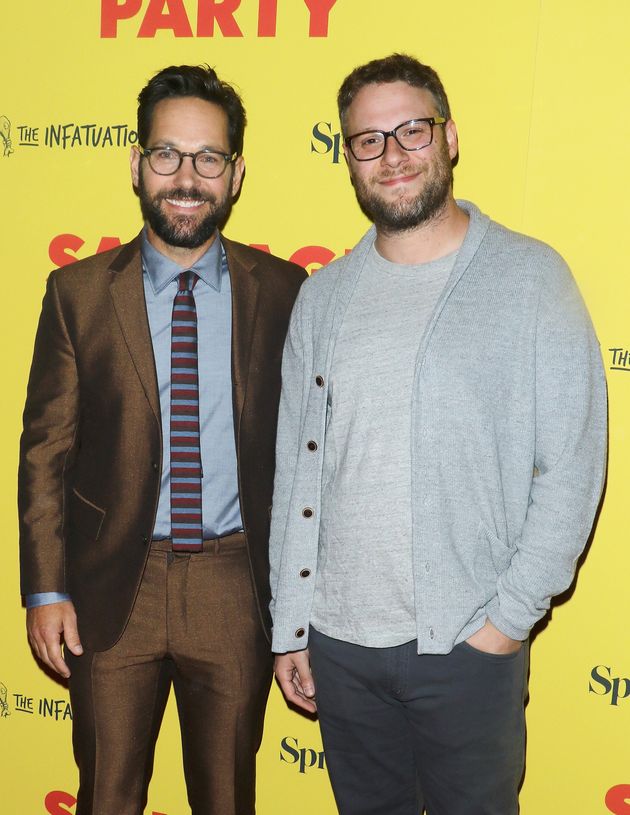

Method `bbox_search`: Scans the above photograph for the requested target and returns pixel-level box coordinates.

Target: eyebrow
[149,140,229,152]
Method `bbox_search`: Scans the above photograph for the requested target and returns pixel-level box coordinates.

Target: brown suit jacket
[18,234,306,651]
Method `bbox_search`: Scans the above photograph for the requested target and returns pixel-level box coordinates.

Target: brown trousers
[66,534,273,815]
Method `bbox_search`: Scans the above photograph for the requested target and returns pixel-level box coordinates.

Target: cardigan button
[299,568,311,578]
[295,627,306,638]
[302,507,314,518]
[315,375,324,387]
[307,440,318,452]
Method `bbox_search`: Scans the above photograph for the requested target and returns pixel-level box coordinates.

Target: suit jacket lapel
[108,236,161,423]
[223,236,260,430]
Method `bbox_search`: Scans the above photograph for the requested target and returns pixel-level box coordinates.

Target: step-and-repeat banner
[2,2,629,813]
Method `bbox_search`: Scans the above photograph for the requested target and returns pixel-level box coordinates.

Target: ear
[130,145,141,189]
[231,155,245,197]
[444,119,459,161]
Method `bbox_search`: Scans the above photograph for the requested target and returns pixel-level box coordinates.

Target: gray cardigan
[269,201,607,655]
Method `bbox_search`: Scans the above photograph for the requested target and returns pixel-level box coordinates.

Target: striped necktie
[170,271,203,552]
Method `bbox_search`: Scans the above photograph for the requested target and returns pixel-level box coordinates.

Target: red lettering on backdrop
[44,790,166,815]
[47,235,348,270]
[100,0,143,37]
[45,791,76,815]
[606,786,630,814]
[101,0,338,37]
[257,0,277,36]
[97,236,123,254]
[197,0,243,36]
[48,235,122,267]
[303,0,339,37]
[138,0,193,37]
[289,245,334,270]
[49,234,85,267]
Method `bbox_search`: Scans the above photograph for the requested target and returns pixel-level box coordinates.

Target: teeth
[166,199,204,208]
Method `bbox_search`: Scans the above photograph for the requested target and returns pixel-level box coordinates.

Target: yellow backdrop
[2,2,628,813]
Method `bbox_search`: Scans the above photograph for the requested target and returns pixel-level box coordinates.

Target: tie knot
[178,271,198,292]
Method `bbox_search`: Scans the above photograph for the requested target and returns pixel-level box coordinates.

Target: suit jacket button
[307,441,318,451]
[315,375,324,387]
[299,568,311,578]
[142,535,149,545]
[295,627,305,638]
[302,507,314,518]
[152,461,159,471]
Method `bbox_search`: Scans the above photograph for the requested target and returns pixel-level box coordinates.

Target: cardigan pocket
[475,522,513,586]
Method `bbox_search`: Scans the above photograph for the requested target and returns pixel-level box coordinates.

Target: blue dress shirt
[27,230,242,608]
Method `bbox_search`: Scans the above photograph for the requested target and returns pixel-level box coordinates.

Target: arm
[269,287,309,624]
[19,273,82,674]
[487,256,607,640]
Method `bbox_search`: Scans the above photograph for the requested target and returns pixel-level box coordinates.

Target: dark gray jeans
[308,627,528,815]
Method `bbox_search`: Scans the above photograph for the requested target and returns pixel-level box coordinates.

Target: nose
[173,154,198,185]
[380,133,407,166]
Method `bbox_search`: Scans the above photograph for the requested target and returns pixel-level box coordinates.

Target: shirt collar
[141,228,223,294]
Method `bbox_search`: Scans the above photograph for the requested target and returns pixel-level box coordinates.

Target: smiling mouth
[165,198,206,208]
[379,173,419,186]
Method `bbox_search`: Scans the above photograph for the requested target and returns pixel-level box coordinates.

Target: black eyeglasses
[135,145,237,179]
[345,117,446,161]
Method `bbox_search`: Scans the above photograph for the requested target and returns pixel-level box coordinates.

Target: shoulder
[49,236,141,288]
[469,209,572,292]
[298,227,375,300]
[221,236,307,285]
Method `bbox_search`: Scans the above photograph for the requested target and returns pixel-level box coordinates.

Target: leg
[67,549,172,815]
[405,641,528,815]
[308,628,423,815]
[167,535,273,815]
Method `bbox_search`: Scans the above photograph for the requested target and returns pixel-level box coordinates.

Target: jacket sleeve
[18,272,79,596]
[268,286,309,630]
[486,258,607,640]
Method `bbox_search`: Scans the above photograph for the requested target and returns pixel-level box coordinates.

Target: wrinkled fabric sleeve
[486,257,607,640]
[268,287,309,628]
[19,273,79,596]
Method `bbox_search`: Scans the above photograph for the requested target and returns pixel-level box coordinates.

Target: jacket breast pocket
[67,488,106,541]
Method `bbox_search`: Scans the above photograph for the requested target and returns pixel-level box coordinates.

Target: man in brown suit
[18,64,306,815]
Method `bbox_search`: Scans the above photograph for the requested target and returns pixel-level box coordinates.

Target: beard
[351,141,453,234]
[137,171,233,250]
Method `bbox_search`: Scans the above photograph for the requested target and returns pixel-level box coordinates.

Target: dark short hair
[137,64,246,155]
[337,53,451,133]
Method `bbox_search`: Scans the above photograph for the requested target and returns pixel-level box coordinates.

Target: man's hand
[466,619,522,655]
[26,601,83,678]
[274,650,317,713]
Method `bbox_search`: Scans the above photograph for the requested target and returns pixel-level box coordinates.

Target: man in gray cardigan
[270,54,607,815]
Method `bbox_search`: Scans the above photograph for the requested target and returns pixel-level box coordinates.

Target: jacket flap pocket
[68,488,106,540]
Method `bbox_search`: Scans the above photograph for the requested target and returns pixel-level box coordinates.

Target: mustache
[158,188,211,202]
[375,164,423,182]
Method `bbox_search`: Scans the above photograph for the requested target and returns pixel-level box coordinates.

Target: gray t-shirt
[311,242,456,647]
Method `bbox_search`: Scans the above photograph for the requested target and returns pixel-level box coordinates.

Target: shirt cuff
[25,592,72,608]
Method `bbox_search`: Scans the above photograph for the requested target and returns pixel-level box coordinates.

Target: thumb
[298,662,315,697]
[63,616,83,656]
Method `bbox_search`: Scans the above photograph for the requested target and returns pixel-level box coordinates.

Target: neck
[374,198,469,265]
[145,225,217,268]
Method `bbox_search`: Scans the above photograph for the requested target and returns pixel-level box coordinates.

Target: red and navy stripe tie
[170,271,203,551]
